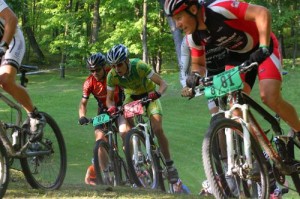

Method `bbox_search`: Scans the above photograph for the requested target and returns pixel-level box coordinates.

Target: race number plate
[124,100,144,118]
[204,67,243,99]
[93,114,110,126]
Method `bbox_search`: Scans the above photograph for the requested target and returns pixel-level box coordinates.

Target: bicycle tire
[157,155,174,193]
[115,155,130,186]
[124,128,160,189]
[20,112,67,190]
[93,140,115,186]
[0,140,9,198]
[202,118,270,198]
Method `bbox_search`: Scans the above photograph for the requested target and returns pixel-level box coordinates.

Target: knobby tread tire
[202,118,270,198]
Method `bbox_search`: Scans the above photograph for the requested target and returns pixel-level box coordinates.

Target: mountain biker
[106,44,179,184]
[78,53,123,177]
[0,0,45,136]
[164,0,300,149]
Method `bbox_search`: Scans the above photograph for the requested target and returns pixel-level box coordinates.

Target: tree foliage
[9,0,300,69]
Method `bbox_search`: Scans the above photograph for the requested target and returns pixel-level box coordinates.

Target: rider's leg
[94,128,108,171]
[0,65,35,112]
[259,79,300,132]
[0,64,45,134]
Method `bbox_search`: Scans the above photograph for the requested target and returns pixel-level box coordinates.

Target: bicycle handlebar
[188,62,259,100]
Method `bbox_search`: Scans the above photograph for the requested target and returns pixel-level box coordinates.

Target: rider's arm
[106,89,116,108]
[186,35,207,76]
[149,73,167,95]
[0,6,18,45]
[78,98,88,118]
[244,4,271,47]
[191,53,206,77]
[180,35,191,88]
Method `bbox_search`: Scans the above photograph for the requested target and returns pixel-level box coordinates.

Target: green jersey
[107,58,156,96]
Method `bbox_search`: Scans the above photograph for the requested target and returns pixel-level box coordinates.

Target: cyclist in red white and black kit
[78,53,123,175]
[164,0,300,143]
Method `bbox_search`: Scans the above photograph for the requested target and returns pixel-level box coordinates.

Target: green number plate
[204,67,243,99]
[93,114,110,126]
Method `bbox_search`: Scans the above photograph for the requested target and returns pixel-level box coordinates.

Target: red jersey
[82,69,121,108]
[87,165,96,180]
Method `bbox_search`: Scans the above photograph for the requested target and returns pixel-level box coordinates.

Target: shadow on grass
[5,169,209,199]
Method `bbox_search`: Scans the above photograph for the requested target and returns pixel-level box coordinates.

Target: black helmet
[86,53,106,70]
[106,44,129,66]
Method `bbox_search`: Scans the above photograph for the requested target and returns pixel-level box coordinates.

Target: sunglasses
[112,62,124,69]
[90,68,101,73]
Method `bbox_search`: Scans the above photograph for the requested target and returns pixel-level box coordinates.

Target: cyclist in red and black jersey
[78,53,124,174]
[164,0,300,143]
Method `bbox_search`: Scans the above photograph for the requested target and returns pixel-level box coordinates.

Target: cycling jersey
[86,165,96,182]
[180,35,228,87]
[0,0,25,69]
[107,58,163,116]
[82,68,121,109]
[107,58,156,102]
[189,0,282,82]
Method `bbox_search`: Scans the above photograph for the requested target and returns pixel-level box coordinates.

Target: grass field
[2,65,300,198]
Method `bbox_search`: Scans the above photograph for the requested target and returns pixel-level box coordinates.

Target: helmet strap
[185,3,202,33]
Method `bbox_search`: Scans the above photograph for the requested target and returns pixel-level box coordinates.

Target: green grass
[3,66,300,198]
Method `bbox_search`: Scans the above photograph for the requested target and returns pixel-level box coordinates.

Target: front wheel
[124,129,159,189]
[20,112,67,190]
[0,140,9,198]
[93,140,116,186]
[202,118,270,198]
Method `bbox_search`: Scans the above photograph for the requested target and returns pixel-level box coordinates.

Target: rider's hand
[148,91,161,101]
[0,41,8,57]
[246,46,270,65]
[107,106,117,115]
[78,116,89,125]
[186,72,200,88]
[181,86,194,97]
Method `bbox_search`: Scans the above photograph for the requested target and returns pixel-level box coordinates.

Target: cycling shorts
[1,28,25,70]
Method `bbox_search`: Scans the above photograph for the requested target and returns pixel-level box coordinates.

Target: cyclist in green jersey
[105,44,179,184]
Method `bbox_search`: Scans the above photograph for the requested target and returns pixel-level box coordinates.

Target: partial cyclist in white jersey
[0,0,45,135]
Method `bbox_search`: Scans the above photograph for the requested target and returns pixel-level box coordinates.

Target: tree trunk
[91,0,100,43]
[22,0,45,61]
[142,0,148,62]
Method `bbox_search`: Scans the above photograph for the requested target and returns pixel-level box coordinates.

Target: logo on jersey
[231,1,240,8]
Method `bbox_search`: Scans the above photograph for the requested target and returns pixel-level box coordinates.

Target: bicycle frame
[223,90,300,192]
[132,115,153,166]
[0,91,24,157]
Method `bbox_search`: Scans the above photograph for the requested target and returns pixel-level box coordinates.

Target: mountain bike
[123,98,174,193]
[193,63,300,198]
[90,109,130,186]
[0,65,67,198]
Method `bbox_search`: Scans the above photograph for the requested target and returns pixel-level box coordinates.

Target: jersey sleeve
[106,70,116,91]
[82,78,91,99]
[0,1,8,12]
[136,60,153,79]
[209,1,249,20]
[187,34,205,57]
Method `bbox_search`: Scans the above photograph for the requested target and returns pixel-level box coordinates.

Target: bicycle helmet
[164,0,198,16]
[106,44,129,66]
[86,53,106,70]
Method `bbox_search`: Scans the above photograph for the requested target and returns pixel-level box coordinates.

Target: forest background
[8,0,300,72]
